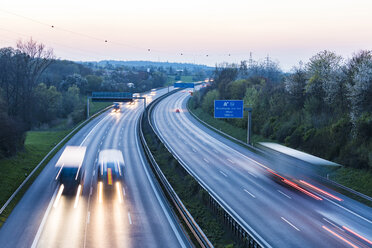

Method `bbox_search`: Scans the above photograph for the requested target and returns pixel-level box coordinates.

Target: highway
[152,89,372,248]
[0,87,191,248]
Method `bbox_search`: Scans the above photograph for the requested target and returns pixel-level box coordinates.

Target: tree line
[0,39,169,158]
[190,50,372,170]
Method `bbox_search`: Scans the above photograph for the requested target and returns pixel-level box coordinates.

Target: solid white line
[93,170,95,176]
[244,189,256,198]
[31,188,58,248]
[227,159,235,164]
[90,187,93,196]
[219,171,228,177]
[153,95,272,248]
[135,126,187,247]
[128,212,132,225]
[323,197,372,224]
[87,211,91,224]
[278,190,291,199]
[281,217,300,231]
[123,187,126,196]
[322,218,344,232]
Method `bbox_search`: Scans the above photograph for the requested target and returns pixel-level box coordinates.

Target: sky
[1,0,372,70]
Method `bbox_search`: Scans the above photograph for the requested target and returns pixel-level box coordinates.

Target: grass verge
[167,75,194,85]
[188,104,372,201]
[0,104,111,228]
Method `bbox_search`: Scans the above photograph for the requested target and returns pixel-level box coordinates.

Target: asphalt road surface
[0,87,191,248]
[152,89,372,248]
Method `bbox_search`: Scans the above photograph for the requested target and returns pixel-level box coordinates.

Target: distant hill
[80,60,213,71]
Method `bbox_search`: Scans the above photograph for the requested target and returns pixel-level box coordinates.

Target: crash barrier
[139,89,213,248]
[147,90,270,248]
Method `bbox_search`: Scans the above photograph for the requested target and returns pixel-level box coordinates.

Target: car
[175,109,180,113]
[97,149,125,203]
[54,146,86,208]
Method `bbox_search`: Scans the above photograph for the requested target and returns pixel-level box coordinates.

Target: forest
[0,39,199,158]
[190,50,372,170]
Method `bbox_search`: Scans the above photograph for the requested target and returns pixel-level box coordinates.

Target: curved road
[152,89,372,248]
[0,87,191,248]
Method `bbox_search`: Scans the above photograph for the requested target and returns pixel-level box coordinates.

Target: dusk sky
[1,0,372,70]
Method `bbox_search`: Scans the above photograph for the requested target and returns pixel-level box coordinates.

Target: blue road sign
[214,100,244,118]
[174,82,195,88]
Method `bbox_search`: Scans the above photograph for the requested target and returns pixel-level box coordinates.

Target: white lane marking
[87,211,91,224]
[118,142,121,146]
[281,217,300,231]
[177,108,372,225]
[192,148,197,153]
[100,141,102,145]
[135,128,187,248]
[219,171,228,177]
[227,159,235,164]
[183,140,188,145]
[31,188,58,248]
[323,197,372,224]
[244,189,256,198]
[95,158,98,163]
[248,171,257,178]
[123,187,126,196]
[322,218,344,232]
[153,95,271,248]
[90,187,93,196]
[98,149,100,153]
[128,212,132,225]
[278,190,291,199]
[203,158,209,164]
[93,170,95,176]
[79,114,111,146]
[213,149,219,154]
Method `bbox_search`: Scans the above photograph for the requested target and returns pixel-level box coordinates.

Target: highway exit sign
[214,100,244,118]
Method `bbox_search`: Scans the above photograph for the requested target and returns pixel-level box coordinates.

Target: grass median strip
[142,116,241,248]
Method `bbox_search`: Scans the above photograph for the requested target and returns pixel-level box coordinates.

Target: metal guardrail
[148,91,270,248]
[188,98,372,204]
[0,104,113,216]
[138,90,213,248]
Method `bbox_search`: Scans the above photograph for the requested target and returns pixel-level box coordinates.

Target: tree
[86,75,102,93]
[60,73,88,93]
[16,38,55,126]
[62,85,80,116]
[346,51,372,129]
[33,83,62,124]
[284,65,307,108]
[305,50,343,107]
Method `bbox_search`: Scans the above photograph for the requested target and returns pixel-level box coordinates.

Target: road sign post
[245,107,252,145]
[87,97,90,119]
